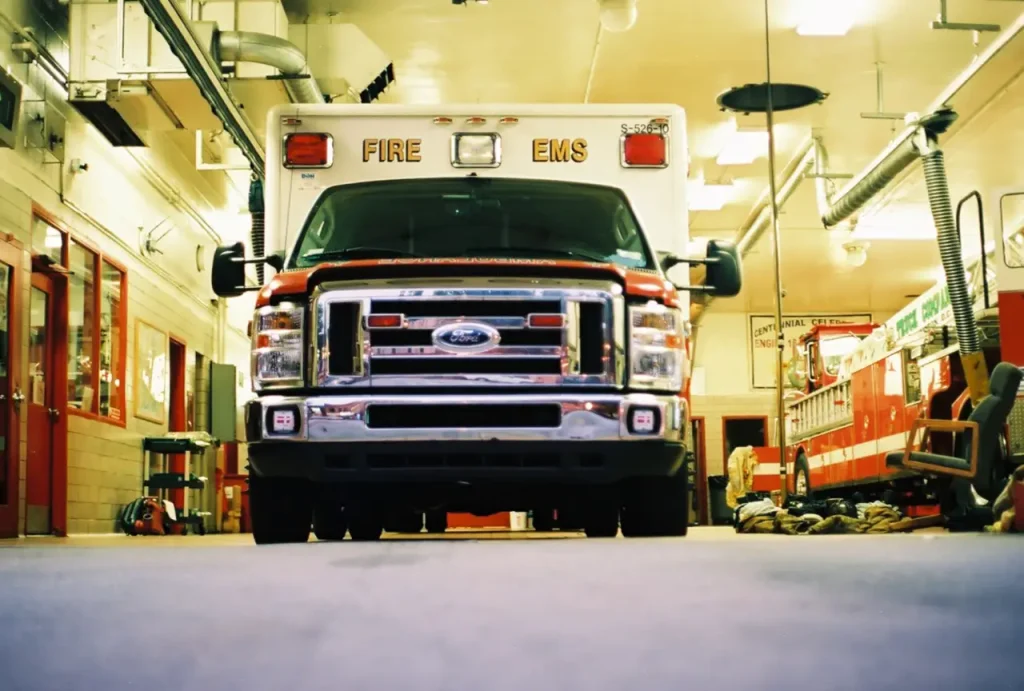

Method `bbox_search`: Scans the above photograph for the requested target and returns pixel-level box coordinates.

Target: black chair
[886,361,1022,508]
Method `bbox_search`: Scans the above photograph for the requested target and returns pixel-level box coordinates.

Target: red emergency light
[528,314,565,329]
[284,133,333,168]
[621,133,667,168]
[365,314,403,329]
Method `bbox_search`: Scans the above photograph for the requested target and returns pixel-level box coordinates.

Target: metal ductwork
[136,0,265,177]
[689,9,1024,330]
[217,31,325,106]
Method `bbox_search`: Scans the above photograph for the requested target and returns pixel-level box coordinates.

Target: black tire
[385,511,424,534]
[425,510,448,534]
[348,509,384,541]
[793,452,812,499]
[313,502,348,541]
[621,473,689,538]
[532,508,555,532]
[583,491,619,538]
[249,476,313,545]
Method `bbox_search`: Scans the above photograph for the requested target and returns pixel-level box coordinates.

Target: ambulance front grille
[312,282,624,389]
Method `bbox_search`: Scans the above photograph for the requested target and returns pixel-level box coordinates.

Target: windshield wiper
[463,246,610,263]
[304,247,423,261]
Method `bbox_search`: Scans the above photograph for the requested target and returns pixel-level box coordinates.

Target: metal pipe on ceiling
[217,31,325,105]
[822,9,1024,228]
[690,9,1024,324]
[137,0,266,177]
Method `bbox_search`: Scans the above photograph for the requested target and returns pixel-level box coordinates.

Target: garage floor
[1,528,1022,691]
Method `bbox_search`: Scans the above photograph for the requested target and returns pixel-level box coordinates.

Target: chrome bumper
[247,393,686,444]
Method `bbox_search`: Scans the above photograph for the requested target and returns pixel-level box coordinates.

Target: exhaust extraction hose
[249,176,266,285]
[920,146,990,403]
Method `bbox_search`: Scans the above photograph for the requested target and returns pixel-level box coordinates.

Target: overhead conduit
[691,10,1024,404]
[137,0,328,284]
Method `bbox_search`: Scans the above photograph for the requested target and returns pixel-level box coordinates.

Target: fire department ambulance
[210,104,742,544]
[776,188,1024,509]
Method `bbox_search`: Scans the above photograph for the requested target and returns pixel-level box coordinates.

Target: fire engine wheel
[347,507,384,541]
[793,453,812,498]
[620,473,689,538]
[249,476,313,545]
[312,502,348,541]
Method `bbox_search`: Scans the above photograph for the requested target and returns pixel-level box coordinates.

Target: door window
[29,287,48,406]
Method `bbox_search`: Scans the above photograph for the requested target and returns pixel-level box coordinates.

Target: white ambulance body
[264,103,689,265]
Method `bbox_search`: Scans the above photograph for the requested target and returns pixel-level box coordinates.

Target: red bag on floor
[132,497,167,536]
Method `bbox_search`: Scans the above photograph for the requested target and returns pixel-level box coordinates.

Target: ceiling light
[689,179,733,211]
[599,0,637,32]
[796,3,855,37]
[716,129,769,166]
[843,241,869,267]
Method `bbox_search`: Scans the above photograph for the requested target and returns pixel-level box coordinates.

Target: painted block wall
[0,0,252,534]
[691,311,893,477]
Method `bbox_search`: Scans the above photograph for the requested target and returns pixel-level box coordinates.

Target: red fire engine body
[753,188,1024,504]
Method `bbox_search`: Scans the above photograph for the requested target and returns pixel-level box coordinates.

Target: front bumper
[244,393,687,484]
[246,392,685,444]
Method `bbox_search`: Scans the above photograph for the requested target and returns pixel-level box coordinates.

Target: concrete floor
[1,528,1022,691]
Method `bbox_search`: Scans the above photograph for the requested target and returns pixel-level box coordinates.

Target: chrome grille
[312,278,624,388]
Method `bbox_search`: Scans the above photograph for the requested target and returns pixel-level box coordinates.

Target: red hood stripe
[255,258,680,307]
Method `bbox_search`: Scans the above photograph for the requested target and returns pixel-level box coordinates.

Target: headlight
[252,303,304,389]
[629,302,684,391]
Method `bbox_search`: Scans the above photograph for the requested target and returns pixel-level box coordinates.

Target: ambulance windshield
[290,178,655,270]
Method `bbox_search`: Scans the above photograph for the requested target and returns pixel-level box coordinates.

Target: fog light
[266,406,300,435]
[627,406,660,435]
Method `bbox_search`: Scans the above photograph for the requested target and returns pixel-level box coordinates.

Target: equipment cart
[142,431,219,535]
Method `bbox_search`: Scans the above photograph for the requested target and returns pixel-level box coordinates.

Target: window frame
[31,209,128,428]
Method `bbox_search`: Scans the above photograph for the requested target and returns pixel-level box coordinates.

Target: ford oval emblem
[431,322,501,354]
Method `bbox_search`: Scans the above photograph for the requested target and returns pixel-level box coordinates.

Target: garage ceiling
[276,0,1024,315]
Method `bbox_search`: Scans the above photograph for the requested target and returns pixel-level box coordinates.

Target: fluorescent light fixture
[716,119,768,165]
[689,179,733,211]
[796,2,856,37]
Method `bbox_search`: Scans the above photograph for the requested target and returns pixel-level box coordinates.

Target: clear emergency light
[284,133,334,168]
[621,132,668,168]
[451,132,502,168]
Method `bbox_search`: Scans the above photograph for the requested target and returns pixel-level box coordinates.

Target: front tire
[620,473,689,538]
[249,476,313,545]
[313,501,348,541]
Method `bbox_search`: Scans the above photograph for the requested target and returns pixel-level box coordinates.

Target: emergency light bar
[284,133,334,168]
[451,132,502,168]
[621,132,668,168]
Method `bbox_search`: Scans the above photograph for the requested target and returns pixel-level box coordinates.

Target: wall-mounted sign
[749,313,873,390]
[0,68,23,150]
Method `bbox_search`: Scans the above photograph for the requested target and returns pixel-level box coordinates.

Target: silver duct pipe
[822,10,1024,227]
[217,31,325,105]
[690,10,1024,325]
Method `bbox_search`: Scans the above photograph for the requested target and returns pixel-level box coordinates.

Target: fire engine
[773,188,1024,512]
[209,104,742,544]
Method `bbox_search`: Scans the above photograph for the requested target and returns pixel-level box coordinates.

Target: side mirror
[665,239,743,297]
[212,243,247,297]
[704,239,742,297]
[211,243,285,298]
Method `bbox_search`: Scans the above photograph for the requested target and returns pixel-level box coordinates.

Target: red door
[26,273,57,535]
[0,241,22,539]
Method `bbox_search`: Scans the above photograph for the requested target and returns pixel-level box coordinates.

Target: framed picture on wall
[134,318,168,424]
[748,313,872,391]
